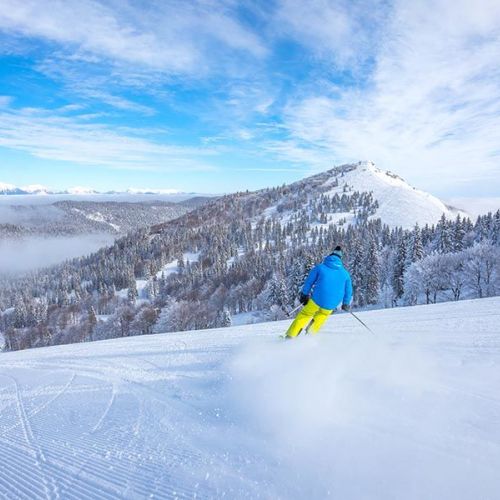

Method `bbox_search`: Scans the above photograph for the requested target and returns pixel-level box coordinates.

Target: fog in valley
[0,234,114,275]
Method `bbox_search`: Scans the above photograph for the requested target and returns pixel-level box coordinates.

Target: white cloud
[0,105,218,171]
[275,0,386,69]
[277,0,500,195]
[0,0,270,118]
[0,0,266,75]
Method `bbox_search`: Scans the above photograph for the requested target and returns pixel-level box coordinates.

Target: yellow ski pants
[286,299,333,337]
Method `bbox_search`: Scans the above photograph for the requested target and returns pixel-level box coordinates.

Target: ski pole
[349,311,375,335]
[287,303,302,317]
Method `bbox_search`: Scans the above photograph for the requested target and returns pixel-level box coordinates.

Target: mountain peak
[21,184,50,194]
[0,182,184,196]
[318,162,463,228]
[65,186,99,195]
[357,160,377,170]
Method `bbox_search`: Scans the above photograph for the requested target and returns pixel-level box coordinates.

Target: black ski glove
[299,293,309,305]
[341,303,351,312]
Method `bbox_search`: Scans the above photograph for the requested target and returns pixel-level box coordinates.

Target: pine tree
[435,214,452,254]
[222,308,232,327]
[289,259,306,298]
[14,295,27,328]
[127,273,138,303]
[410,224,424,262]
[492,210,500,245]
[88,306,97,341]
[268,275,289,311]
[453,214,465,252]
[349,236,365,306]
[365,239,380,305]
[392,234,408,303]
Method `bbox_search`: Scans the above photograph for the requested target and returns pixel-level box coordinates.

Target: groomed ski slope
[1,298,499,499]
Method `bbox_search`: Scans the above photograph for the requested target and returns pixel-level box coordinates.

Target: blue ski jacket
[301,255,353,310]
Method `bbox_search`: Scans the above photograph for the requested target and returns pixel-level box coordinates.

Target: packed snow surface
[1,297,499,499]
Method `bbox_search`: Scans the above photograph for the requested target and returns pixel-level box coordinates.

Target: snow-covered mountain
[0,182,186,196]
[0,183,54,195]
[64,186,99,195]
[322,161,463,228]
[125,187,182,195]
[1,297,499,498]
[20,184,51,195]
[0,182,25,195]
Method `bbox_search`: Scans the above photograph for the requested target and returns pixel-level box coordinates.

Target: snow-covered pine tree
[365,238,380,305]
[289,259,306,299]
[392,233,408,303]
[349,235,366,307]
[452,214,466,252]
[127,273,138,303]
[268,275,289,311]
[14,294,27,328]
[435,214,452,254]
[410,224,424,262]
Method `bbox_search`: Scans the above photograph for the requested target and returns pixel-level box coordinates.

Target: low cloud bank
[0,204,65,225]
[0,234,114,274]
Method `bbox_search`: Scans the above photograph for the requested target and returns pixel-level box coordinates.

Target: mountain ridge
[0,182,194,196]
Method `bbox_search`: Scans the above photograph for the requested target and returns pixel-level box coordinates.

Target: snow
[0,297,499,498]
[0,182,211,200]
[65,187,98,195]
[20,185,50,195]
[115,279,150,304]
[230,310,265,325]
[136,279,148,299]
[126,188,181,195]
[115,288,128,300]
[85,212,121,232]
[0,182,16,191]
[156,252,200,279]
[85,211,106,223]
[324,161,464,228]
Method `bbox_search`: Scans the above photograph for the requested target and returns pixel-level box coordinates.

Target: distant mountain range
[0,182,188,196]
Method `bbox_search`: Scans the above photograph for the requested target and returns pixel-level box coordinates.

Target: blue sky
[0,0,499,196]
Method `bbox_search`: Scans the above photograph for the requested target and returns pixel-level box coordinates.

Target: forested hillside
[0,197,209,238]
[1,163,499,351]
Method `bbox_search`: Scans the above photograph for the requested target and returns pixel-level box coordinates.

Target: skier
[285,246,353,337]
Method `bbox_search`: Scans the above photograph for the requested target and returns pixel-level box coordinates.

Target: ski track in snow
[0,297,500,499]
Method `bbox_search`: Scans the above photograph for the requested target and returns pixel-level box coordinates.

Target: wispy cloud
[274,0,387,70]
[0,0,267,74]
[276,0,500,194]
[0,0,268,114]
[0,104,218,171]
